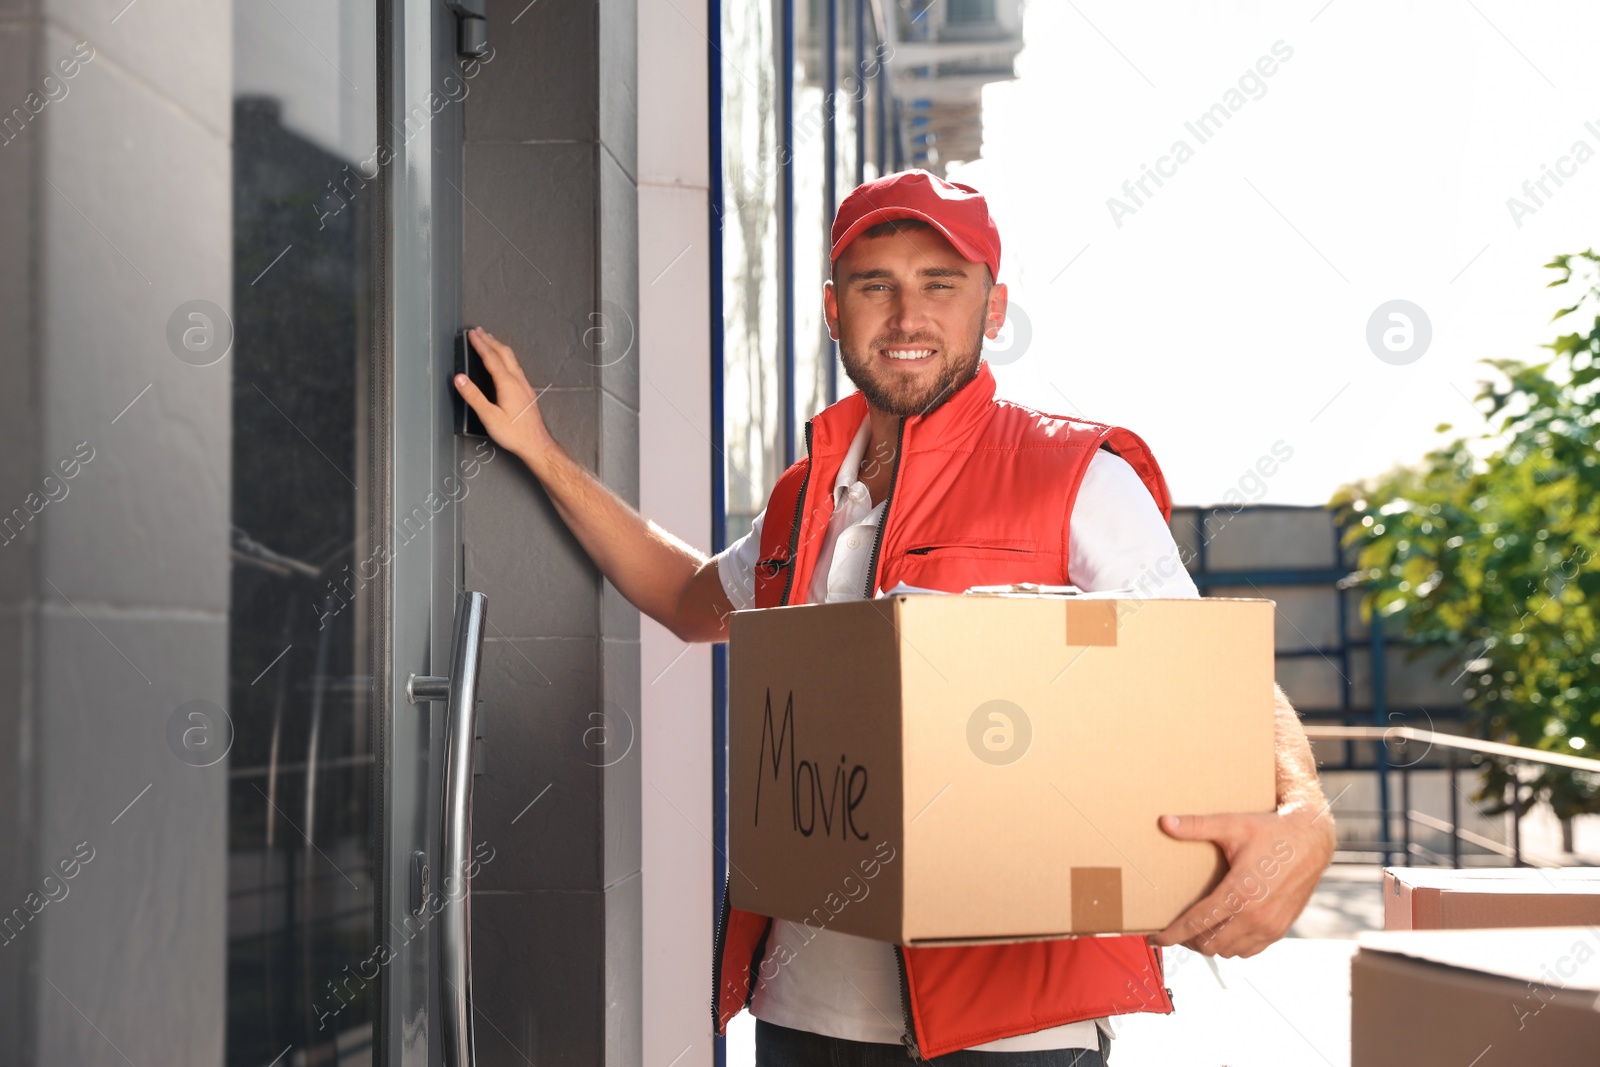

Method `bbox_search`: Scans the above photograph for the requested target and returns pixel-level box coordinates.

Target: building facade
[0,0,1021,1064]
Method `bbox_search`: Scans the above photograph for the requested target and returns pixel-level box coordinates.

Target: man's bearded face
[827,223,1002,418]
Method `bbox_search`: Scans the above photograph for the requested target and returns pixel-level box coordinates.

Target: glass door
[228,2,383,1063]
[224,1,465,1064]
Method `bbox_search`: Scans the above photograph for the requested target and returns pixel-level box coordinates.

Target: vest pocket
[896,537,1051,592]
[903,537,1036,556]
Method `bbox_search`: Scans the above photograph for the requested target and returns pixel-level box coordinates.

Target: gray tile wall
[462,1,642,1064]
[0,5,42,1055]
[0,0,231,1062]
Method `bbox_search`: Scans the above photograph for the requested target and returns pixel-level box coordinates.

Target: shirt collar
[833,414,874,506]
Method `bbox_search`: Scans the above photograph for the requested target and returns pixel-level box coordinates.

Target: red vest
[713,360,1178,1058]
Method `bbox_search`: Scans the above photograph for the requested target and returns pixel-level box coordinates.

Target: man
[454,169,1336,1064]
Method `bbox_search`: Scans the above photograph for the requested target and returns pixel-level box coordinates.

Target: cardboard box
[727,590,1278,945]
[1383,866,1600,931]
[1351,926,1600,1065]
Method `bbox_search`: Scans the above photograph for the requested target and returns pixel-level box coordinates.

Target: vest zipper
[779,421,815,606]
[862,417,906,599]
[1154,942,1173,1007]
[710,885,775,1035]
[894,944,923,1060]
[877,420,916,1056]
[717,423,811,1030]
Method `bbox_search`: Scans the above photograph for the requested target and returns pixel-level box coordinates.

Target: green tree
[1329,250,1600,820]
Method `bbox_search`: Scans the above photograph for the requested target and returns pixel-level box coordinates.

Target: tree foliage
[1329,250,1600,819]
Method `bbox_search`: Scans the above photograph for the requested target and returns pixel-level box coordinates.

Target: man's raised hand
[453,327,553,466]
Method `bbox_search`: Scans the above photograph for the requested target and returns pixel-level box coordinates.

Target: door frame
[379,0,465,1062]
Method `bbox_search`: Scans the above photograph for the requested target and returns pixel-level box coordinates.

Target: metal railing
[1302,724,1600,868]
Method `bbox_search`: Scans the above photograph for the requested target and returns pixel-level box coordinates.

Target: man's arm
[1149,683,1338,958]
[1270,682,1334,820]
[453,328,736,643]
[1064,453,1335,956]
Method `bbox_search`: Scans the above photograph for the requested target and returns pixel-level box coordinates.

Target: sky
[946,0,1600,507]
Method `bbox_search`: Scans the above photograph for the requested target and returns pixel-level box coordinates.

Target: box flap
[1385,866,1600,930]
[1386,866,1600,891]
[1356,926,1600,995]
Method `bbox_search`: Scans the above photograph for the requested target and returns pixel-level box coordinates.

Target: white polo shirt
[716,413,1200,1051]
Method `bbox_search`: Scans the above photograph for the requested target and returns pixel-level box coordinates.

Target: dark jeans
[754,1019,1111,1067]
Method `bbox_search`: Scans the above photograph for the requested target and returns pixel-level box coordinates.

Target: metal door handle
[407,590,488,1067]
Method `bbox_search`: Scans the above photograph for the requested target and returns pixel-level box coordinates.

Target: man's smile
[879,345,938,363]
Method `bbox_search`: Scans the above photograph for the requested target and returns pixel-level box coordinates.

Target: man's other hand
[1146,801,1336,959]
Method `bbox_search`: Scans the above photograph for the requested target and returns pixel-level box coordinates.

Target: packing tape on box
[1071,867,1123,932]
[1064,600,1118,647]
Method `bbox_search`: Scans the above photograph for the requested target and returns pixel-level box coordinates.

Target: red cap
[830,169,1001,282]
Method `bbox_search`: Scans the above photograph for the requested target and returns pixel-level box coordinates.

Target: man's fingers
[453,373,500,423]
[1151,806,1328,959]
[1152,873,1243,948]
[1159,813,1257,858]
[470,327,531,388]
[1149,813,1262,948]
[1192,922,1270,960]
[496,335,533,386]
[1160,812,1220,841]
[1231,934,1272,959]
[468,327,515,384]
[466,329,541,417]
[1182,912,1236,955]
[1163,873,1295,956]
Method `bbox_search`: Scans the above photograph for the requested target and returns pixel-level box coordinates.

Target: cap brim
[830,207,991,274]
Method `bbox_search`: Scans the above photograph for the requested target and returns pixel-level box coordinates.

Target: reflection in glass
[794,0,833,441]
[722,0,785,543]
[228,3,379,1064]
[835,0,859,197]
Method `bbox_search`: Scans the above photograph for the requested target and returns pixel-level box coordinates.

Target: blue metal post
[781,0,796,467]
[707,0,728,1061]
[875,35,887,172]
[854,0,867,187]
[824,0,838,406]
[1372,611,1393,867]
